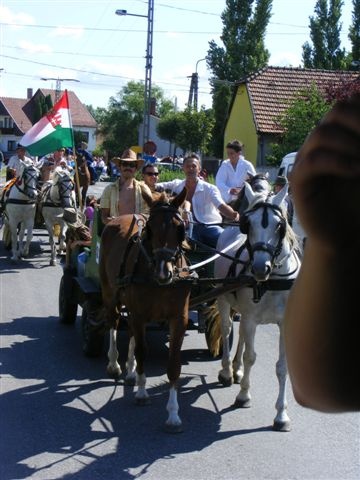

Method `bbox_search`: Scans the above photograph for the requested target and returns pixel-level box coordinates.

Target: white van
[278,152,297,179]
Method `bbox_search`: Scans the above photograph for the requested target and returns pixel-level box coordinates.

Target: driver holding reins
[156,153,240,248]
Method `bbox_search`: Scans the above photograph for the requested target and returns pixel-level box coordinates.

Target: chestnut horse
[99,188,192,432]
[75,153,90,207]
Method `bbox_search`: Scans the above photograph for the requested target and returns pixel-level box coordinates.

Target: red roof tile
[236,66,359,134]
[0,97,32,134]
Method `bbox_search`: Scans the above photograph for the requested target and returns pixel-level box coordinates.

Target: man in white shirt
[216,139,256,203]
[6,144,35,180]
[157,153,239,248]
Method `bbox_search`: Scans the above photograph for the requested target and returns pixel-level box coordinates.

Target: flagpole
[67,90,83,210]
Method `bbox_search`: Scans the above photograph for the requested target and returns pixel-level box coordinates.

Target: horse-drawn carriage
[57,180,301,432]
[58,196,228,358]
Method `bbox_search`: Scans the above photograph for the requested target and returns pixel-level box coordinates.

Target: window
[8,140,16,151]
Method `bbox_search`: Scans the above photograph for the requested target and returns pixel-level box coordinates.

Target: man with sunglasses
[100,149,151,224]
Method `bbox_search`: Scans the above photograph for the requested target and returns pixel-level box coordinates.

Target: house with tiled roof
[0,88,97,160]
[224,66,358,166]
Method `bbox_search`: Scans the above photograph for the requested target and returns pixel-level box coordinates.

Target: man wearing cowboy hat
[100,148,152,224]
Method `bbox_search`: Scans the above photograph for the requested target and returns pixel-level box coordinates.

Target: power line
[0,22,324,35]
[0,57,212,91]
[3,70,211,97]
[2,44,143,59]
[0,22,219,33]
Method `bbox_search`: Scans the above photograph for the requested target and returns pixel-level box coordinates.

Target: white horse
[4,162,39,261]
[214,182,301,431]
[40,167,75,266]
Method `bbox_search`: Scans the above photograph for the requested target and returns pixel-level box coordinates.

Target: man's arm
[218,203,239,222]
[100,208,113,225]
[99,185,113,224]
[209,184,239,221]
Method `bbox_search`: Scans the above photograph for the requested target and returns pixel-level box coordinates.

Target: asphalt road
[0,184,359,480]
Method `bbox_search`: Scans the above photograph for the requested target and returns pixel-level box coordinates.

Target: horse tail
[202,302,222,358]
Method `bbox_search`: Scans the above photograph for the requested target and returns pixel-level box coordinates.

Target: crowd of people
[3,92,359,414]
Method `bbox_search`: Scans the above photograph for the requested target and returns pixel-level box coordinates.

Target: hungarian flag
[20,90,73,156]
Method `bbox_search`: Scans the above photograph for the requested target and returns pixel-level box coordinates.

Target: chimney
[27,88,33,99]
[150,97,156,116]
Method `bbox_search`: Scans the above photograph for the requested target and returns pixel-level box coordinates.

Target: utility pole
[116,0,154,149]
[187,58,206,111]
[143,0,154,146]
[41,77,79,102]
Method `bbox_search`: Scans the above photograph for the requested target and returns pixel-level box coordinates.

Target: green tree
[92,81,174,157]
[207,0,272,157]
[157,107,214,155]
[302,0,347,69]
[33,95,53,123]
[156,112,182,146]
[44,94,53,113]
[349,0,360,63]
[176,107,214,154]
[267,84,331,165]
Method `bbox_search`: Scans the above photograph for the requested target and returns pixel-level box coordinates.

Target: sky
[0,0,355,111]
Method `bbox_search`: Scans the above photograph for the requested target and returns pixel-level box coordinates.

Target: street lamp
[187,58,206,111]
[41,77,79,102]
[115,0,154,149]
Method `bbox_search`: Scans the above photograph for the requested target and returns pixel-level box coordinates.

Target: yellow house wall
[224,84,258,166]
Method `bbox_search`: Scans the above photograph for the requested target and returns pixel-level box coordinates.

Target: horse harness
[1,167,38,206]
[40,178,74,208]
[227,201,297,303]
[117,207,191,288]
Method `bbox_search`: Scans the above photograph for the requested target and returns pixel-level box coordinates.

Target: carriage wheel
[58,274,78,324]
[81,301,104,357]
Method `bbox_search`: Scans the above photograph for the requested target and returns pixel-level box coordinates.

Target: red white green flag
[20,90,73,156]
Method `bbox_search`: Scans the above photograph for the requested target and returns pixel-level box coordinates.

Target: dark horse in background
[75,153,91,208]
[99,188,192,432]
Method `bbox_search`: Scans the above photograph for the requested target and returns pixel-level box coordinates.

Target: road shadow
[0,315,272,480]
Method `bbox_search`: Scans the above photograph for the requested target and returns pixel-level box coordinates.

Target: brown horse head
[144,187,187,285]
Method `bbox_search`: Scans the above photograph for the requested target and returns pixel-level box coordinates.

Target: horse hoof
[273,420,291,432]
[233,372,242,384]
[124,376,136,387]
[107,366,122,379]
[164,422,184,434]
[135,396,151,406]
[218,372,233,387]
[233,398,251,408]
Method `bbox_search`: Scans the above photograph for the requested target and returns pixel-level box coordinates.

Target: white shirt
[7,155,35,176]
[216,156,256,203]
[157,178,223,224]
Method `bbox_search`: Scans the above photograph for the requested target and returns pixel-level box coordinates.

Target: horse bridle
[15,166,38,198]
[145,204,186,265]
[240,202,287,268]
[56,174,74,207]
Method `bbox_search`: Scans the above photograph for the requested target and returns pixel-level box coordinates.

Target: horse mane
[231,175,271,213]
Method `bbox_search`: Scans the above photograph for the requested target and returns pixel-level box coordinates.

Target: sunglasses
[119,161,137,168]
[145,172,159,177]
